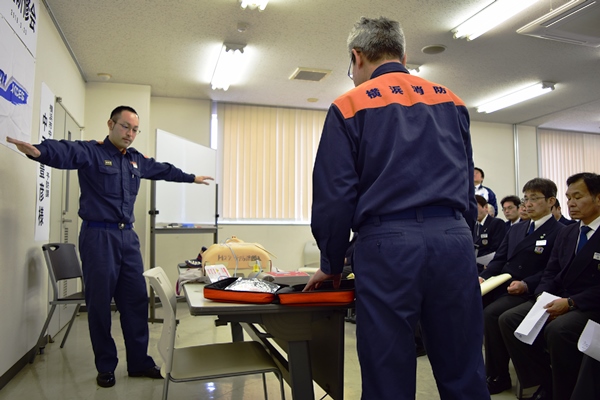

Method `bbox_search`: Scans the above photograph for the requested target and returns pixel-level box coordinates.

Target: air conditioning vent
[289,68,331,82]
[517,0,600,47]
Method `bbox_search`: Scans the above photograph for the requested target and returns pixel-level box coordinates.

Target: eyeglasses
[115,121,141,135]
[502,205,517,211]
[347,52,355,80]
[521,196,546,204]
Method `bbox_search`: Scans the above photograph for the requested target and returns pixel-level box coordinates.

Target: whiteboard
[155,129,216,225]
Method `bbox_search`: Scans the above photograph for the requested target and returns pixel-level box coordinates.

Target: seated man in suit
[552,199,577,226]
[519,202,531,222]
[474,195,506,271]
[479,178,564,395]
[570,354,600,400]
[501,195,522,229]
[499,172,600,400]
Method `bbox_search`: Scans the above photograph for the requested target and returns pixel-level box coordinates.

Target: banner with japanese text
[0,0,38,55]
[34,82,54,242]
[0,0,38,151]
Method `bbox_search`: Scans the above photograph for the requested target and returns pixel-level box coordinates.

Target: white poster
[0,16,35,149]
[34,82,53,242]
[0,0,38,56]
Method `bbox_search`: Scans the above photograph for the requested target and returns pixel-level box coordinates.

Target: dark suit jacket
[474,216,506,257]
[558,215,577,226]
[481,217,564,297]
[536,223,600,312]
[505,218,521,231]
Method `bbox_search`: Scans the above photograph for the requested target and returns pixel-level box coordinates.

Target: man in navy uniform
[7,106,213,388]
[501,195,522,230]
[479,178,564,395]
[499,172,600,400]
[305,16,488,400]
[474,195,506,271]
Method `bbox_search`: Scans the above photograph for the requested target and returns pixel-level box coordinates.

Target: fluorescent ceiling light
[210,44,246,91]
[240,0,269,11]
[476,81,556,113]
[453,0,541,40]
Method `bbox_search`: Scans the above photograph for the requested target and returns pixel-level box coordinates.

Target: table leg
[287,340,315,400]
[230,321,244,342]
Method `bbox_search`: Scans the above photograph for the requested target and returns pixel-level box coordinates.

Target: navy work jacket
[311,62,476,274]
[34,137,195,223]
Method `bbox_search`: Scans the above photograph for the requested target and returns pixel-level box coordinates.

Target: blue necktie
[527,222,535,236]
[576,226,592,254]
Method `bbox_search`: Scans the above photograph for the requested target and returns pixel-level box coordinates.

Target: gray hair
[347,16,406,63]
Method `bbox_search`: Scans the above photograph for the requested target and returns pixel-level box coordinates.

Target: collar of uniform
[581,214,600,235]
[531,213,553,231]
[370,62,409,80]
[479,214,488,226]
[102,135,129,156]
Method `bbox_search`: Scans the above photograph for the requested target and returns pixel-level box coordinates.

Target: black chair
[30,243,85,363]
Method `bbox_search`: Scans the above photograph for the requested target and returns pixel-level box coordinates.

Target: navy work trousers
[355,214,489,400]
[79,224,155,374]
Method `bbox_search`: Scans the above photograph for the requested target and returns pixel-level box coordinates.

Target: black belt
[83,221,134,230]
[363,206,459,226]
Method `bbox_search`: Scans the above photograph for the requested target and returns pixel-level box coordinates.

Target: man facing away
[7,106,213,388]
[499,172,600,400]
[479,178,564,395]
[305,16,489,400]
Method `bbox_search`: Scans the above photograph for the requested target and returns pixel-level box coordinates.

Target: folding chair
[30,243,85,363]
[143,267,285,400]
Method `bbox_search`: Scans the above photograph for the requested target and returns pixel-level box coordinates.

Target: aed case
[278,280,355,306]
[204,278,283,304]
[203,278,355,306]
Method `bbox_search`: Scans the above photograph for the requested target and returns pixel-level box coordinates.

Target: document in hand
[514,291,560,345]
[578,319,600,362]
[480,273,512,296]
[476,252,496,266]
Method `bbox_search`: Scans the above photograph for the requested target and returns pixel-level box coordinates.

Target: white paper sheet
[514,291,560,345]
[578,319,600,362]
[476,252,496,266]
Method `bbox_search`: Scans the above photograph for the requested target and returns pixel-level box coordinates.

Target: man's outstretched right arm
[6,137,41,158]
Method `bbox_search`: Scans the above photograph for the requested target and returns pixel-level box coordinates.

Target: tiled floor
[1,303,519,399]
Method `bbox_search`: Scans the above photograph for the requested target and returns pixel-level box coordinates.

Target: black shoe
[524,386,549,400]
[487,375,511,394]
[128,365,163,379]
[97,372,116,388]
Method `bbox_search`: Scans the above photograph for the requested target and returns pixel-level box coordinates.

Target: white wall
[471,121,517,214]
[516,125,539,192]
[149,97,213,285]
[0,5,86,378]
[471,122,540,218]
